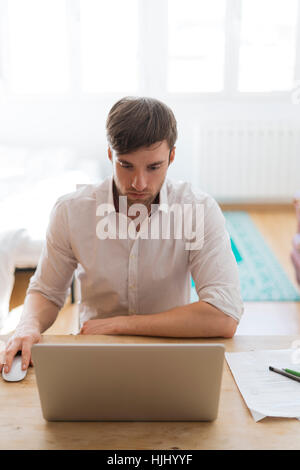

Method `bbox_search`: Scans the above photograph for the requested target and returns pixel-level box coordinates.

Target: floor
[5,204,300,336]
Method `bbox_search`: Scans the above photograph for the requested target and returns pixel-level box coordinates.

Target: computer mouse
[2,355,27,382]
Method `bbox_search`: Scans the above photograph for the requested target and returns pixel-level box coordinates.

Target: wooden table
[1,334,300,450]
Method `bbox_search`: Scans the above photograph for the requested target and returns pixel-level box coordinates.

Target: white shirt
[27,176,244,327]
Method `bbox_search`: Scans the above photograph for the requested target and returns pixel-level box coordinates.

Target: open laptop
[31,343,225,422]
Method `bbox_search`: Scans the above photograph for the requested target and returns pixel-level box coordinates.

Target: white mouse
[2,354,27,382]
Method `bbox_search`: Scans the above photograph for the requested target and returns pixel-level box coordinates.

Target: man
[1,96,243,374]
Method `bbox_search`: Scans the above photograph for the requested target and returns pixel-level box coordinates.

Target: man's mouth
[127,192,149,198]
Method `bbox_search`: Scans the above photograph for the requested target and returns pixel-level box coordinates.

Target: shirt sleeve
[188,198,244,322]
[26,197,78,309]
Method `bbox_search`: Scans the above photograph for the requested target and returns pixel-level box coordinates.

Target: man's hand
[0,329,42,374]
[79,316,129,335]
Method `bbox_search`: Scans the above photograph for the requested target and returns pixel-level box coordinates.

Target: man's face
[108,140,175,211]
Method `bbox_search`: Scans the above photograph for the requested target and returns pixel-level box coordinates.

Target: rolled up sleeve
[189,198,244,322]
[26,198,78,309]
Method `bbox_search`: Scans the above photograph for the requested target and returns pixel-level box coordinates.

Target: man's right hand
[0,292,60,374]
[0,330,42,374]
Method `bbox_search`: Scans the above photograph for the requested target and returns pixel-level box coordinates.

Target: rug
[191,211,300,302]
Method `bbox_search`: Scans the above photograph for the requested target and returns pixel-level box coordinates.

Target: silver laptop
[31,343,225,422]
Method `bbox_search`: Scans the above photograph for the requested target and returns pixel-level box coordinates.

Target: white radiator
[193,121,300,203]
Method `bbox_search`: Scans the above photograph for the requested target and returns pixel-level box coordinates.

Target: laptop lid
[31,343,225,422]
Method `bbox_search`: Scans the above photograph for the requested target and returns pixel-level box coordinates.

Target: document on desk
[225,349,300,422]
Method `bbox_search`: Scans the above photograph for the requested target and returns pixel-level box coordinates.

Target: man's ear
[168,146,176,165]
[108,147,113,163]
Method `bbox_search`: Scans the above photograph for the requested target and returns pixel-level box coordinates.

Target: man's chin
[127,196,150,207]
[127,195,158,212]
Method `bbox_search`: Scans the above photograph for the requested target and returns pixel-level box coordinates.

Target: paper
[225,349,300,422]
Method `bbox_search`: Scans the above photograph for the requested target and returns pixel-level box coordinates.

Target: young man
[1,97,243,373]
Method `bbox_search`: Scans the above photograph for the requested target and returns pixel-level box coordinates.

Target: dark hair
[106,96,177,154]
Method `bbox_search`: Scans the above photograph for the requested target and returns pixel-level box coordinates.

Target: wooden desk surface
[1,334,300,450]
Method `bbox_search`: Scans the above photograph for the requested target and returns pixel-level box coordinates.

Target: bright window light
[238,0,298,92]
[7,0,69,94]
[167,0,226,92]
[80,0,138,93]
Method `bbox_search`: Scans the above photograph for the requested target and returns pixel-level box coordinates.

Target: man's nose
[131,172,148,192]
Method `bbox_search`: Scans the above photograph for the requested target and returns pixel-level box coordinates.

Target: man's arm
[1,197,78,373]
[80,300,238,338]
[0,292,60,373]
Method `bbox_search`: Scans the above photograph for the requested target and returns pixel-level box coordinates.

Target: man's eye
[148,166,160,171]
[120,163,132,168]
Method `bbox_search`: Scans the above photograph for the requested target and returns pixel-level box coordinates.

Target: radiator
[193,121,300,203]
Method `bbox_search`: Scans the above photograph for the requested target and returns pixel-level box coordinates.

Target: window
[0,0,299,96]
[238,0,298,92]
[167,0,227,92]
[79,0,138,93]
[7,0,69,94]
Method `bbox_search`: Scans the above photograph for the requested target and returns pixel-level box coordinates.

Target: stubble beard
[113,179,163,216]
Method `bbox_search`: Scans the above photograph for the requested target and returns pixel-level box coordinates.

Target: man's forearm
[125,301,238,338]
[15,292,60,335]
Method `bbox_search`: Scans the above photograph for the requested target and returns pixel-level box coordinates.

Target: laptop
[31,342,225,422]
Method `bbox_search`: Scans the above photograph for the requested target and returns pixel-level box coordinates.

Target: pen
[269,366,300,383]
[283,368,300,378]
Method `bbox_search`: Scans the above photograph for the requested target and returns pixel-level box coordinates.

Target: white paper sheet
[225,349,300,422]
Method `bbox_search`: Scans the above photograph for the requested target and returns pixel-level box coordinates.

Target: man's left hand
[79,316,129,335]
